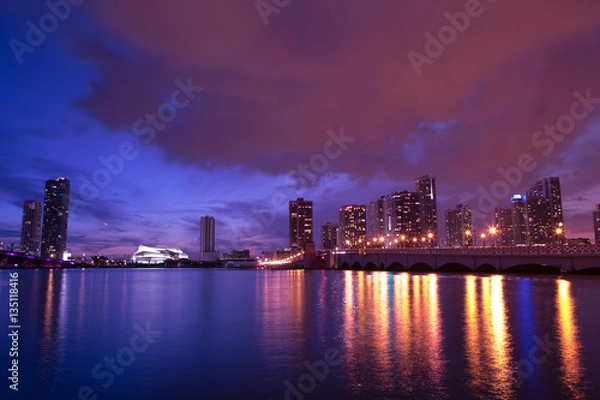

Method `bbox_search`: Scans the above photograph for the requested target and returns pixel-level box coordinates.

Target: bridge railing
[333,244,600,257]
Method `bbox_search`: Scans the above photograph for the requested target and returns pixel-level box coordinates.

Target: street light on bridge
[465,230,472,248]
[481,233,486,247]
[489,226,497,247]
[556,224,564,245]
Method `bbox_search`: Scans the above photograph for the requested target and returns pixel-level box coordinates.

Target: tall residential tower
[367,196,385,242]
[321,222,339,251]
[21,199,42,256]
[446,204,473,248]
[415,175,439,245]
[526,177,563,245]
[41,177,70,259]
[289,198,313,249]
[383,191,421,241]
[338,205,366,249]
[200,215,219,262]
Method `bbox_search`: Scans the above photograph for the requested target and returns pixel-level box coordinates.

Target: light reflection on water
[1,269,597,399]
[556,279,586,399]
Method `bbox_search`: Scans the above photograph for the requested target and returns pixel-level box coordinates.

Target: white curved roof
[132,244,189,264]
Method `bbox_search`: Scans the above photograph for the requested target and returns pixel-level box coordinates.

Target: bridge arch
[475,264,497,273]
[341,262,350,270]
[438,262,471,273]
[574,266,600,275]
[409,262,433,272]
[365,262,377,271]
[388,262,406,271]
[352,262,362,270]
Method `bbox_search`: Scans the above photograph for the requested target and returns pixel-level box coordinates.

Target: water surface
[0,269,599,399]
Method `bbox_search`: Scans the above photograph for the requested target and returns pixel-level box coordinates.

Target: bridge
[0,251,77,269]
[325,245,600,274]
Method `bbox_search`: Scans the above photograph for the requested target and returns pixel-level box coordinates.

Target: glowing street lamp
[401,235,406,249]
[465,230,472,248]
[481,233,486,247]
[556,226,564,244]
[427,232,434,248]
[489,226,497,247]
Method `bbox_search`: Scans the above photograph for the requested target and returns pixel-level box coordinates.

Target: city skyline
[1,1,600,258]
[2,173,599,258]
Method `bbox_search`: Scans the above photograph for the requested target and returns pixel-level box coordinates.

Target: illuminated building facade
[338,205,366,249]
[526,177,563,245]
[415,175,439,246]
[494,207,512,246]
[41,177,70,259]
[383,191,421,241]
[289,198,313,249]
[21,199,42,256]
[367,196,385,242]
[321,221,338,251]
[446,204,473,248]
[511,195,528,246]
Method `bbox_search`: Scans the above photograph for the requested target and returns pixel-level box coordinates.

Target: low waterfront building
[131,244,190,264]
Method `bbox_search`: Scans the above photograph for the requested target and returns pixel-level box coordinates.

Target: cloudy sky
[1,0,599,258]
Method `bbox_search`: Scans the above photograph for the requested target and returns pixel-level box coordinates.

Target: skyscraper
[200,215,218,261]
[494,207,513,246]
[367,196,385,242]
[526,177,563,245]
[20,199,42,256]
[445,204,473,248]
[338,205,366,249]
[383,191,421,241]
[41,177,70,259]
[415,175,439,245]
[289,198,313,248]
[321,222,339,251]
[511,195,527,246]
[593,204,600,245]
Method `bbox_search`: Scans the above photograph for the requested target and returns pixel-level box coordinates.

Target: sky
[1,0,600,258]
